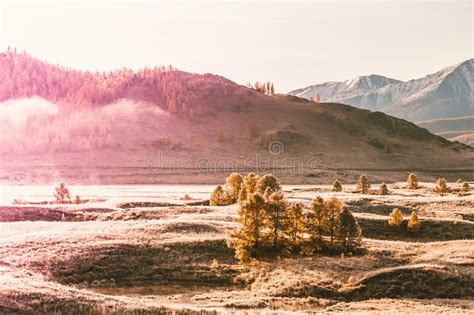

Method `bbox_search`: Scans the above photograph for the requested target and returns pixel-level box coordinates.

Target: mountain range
[289,59,474,143]
[0,52,473,184]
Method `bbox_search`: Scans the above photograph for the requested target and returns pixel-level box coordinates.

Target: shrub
[54,182,71,204]
[378,183,389,195]
[332,180,342,192]
[210,185,231,206]
[407,173,419,189]
[74,195,82,204]
[338,208,362,253]
[388,208,403,228]
[434,178,449,195]
[407,211,421,233]
[225,173,243,203]
[356,174,371,194]
[255,174,281,194]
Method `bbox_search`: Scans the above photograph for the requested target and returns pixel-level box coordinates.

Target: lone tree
[434,178,449,195]
[263,190,288,251]
[226,173,243,203]
[407,173,419,189]
[407,211,421,233]
[255,174,281,194]
[210,185,231,206]
[356,174,371,194]
[228,192,266,262]
[378,183,389,195]
[338,208,362,254]
[238,173,260,204]
[459,181,470,196]
[307,196,327,247]
[325,197,343,246]
[285,202,306,254]
[332,180,342,192]
[388,208,403,228]
[54,182,71,204]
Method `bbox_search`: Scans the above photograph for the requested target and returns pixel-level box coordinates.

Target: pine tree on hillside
[338,208,362,253]
[407,211,421,233]
[356,174,371,194]
[459,181,470,196]
[210,185,231,206]
[332,180,342,192]
[54,182,71,204]
[434,178,449,195]
[225,173,243,203]
[285,202,306,253]
[407,173,419,189]
[388,208,403,228]
[325,197,343,246]
[307,196,327,246]
[379,183,389,195]
[255,174,281,194]
[228,192,266,261]
[237,173,260,204]
[263,190,288,250]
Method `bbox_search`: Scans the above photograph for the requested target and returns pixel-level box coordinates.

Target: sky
[0,0,472,92]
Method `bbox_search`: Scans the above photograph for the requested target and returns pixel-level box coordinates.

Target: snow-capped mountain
[289,59,474,123]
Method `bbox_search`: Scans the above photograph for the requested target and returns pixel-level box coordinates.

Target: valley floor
[0,182,472,314]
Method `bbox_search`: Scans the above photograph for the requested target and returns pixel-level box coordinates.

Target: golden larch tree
[388,208,403,228]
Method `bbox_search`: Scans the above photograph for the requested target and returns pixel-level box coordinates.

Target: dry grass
[0,182,472,313]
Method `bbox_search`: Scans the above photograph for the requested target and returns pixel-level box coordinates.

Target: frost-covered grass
[0,183,472,313]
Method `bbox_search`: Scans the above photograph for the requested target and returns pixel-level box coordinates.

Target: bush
[378,183,389,195]
[388,208,403,228]
[407,173,419,189]
[356,174,371,194]
[434,178,449,195]
[74,195,82,204]
[407,211,421,233]
[332,180,342,192]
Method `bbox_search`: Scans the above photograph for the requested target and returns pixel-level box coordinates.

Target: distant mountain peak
[289,59,474,123]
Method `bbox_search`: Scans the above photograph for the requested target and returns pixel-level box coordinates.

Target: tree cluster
[388,208,421,233]
[222,173,363,262]
[246,82,275,95]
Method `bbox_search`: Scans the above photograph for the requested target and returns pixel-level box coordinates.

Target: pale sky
[1,0,472,92]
